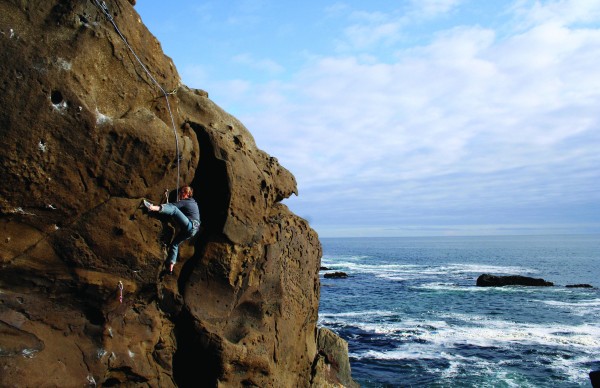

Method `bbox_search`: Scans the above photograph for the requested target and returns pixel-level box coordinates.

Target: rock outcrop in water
[323,271,349,279]
[476,274,554,287]
[0,1,356,386]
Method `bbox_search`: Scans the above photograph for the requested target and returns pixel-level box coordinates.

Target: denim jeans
[159,203,199,265]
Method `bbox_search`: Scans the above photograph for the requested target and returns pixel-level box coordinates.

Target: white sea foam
[321,259,537,281]
[551,353,599,384]
[319,310,397,319]
[541,298,600,307]
[435,312,600,349]
[323,306,600,352]
[536,298,600,316]
[413,282,565,294]
[376,275,407,281]
[443,263,536,275]
[353,334,597,386]
[353,347,502,382]
[321,255,369,265]
[412,282,477,292]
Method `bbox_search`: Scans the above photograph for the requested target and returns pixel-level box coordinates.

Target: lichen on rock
[0,0,356,386]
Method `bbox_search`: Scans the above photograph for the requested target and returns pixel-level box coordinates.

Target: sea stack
[0,1,355,386]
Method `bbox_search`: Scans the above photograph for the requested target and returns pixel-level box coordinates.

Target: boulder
[0,0,352,386]
[311,327,359,388]
[476,274,554,287]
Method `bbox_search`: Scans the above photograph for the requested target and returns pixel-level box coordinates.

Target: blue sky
[135,0,600,237]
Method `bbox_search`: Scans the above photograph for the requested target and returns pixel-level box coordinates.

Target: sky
[134,0,600,237]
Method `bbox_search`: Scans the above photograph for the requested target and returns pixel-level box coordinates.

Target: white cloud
[341,21,403,50]
[168,1,600,235]
[513,0,600,27]
[410,0,463,17]
[232,2,600,235]
[232,53,284,74]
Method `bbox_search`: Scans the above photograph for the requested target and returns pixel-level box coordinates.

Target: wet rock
[476,274,554,287]
[591,370,600,388]
[324,271,349,279]
[565,284,594,288]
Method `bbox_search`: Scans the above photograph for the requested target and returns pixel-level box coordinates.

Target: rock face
[312,328,359,388]
[476,274,554,287]
[0,1,355,387]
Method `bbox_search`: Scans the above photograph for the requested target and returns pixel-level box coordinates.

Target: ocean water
[318,235,600,387]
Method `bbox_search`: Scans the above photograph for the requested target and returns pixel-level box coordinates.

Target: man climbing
[143,186,200,274]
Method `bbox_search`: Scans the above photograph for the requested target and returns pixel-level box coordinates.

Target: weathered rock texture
[0,1,356,386]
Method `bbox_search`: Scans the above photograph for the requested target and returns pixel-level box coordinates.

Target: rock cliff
[0,1,356,386]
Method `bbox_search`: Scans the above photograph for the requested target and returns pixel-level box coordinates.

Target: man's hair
[181,186,193,197]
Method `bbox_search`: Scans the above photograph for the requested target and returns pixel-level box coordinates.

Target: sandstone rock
[476,274,554,287]
[311,327,359,388]
[0,0,352,386]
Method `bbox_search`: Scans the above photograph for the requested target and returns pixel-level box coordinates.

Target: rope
[92,0,180,198]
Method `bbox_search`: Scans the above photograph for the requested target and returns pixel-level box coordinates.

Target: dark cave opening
[187,121,230,235]
[171,121,230,387]
[172,308,222,387]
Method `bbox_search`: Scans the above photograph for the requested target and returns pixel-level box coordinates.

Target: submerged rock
[476,274,554,287]
[566,284,594,288]
[0,0,354,386]
[324,271,349,279]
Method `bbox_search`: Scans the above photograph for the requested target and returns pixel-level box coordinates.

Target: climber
[143,186,200,274]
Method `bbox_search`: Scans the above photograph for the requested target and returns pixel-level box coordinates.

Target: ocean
[318,235,600,387]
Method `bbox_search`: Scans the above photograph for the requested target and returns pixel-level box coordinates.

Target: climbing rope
[118,281,124,303]
[92,0,180,198]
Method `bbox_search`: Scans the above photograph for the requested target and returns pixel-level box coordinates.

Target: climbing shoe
[143,199,153,209]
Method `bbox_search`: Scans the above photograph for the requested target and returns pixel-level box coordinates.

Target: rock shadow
[171,121,230,386]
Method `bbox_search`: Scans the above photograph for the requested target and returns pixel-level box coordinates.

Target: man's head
[179,186,193,200]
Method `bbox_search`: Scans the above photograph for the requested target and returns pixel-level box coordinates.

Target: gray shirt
[173,198,200,223]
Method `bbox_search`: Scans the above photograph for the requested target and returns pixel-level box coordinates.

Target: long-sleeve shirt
[172,198,200,222]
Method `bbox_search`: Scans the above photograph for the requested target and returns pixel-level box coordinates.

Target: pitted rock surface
[0,1,355,386]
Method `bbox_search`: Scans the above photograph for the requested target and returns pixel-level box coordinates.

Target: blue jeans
[159,204,199,265]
